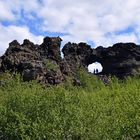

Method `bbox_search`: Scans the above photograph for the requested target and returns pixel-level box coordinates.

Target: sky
[88,62,103,73]
[0,0,140,56]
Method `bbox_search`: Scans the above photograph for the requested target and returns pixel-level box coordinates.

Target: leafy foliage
[43,59,59,71]
[0,72,140,139]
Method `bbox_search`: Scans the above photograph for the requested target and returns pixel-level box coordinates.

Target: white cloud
[37,0,140,46]
[0,0,41,21]
[0,1,15,20]
[0,24,43,56]
[0,0,140,56]
[92,32,138,47]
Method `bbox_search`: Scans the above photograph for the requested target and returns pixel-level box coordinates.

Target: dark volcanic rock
[22,60,45,81]
[62,42,140,77]
[1,39,39,72]
[39,36,62,61]
[0,36,64,85]
[62,42,93,73]
[93,43,140,77]
[0,36,140,86]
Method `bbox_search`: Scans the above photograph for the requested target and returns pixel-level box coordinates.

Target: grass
[0,72,140,139]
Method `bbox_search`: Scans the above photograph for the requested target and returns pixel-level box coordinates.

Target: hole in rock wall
[88,62,103,74]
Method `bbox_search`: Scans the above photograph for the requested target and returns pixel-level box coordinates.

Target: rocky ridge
[0,36,140,85]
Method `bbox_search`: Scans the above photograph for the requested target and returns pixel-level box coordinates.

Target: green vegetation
[44,59,59,71]
[0,72,140,140]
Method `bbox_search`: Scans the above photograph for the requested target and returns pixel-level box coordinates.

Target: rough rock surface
[63,42,140,77]
[62,42,93,67]
[0,36,140,86]
[0,37,64,85]
[92,43,140,77]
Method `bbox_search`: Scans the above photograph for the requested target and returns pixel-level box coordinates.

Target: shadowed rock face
[63,42,140,77]
[62,42,93,68]
[39,36,62,61]
[0,36,140,85]
[0,36,64,85]
[92,43,140,77]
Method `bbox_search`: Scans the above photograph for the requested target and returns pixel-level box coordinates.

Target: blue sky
[0,0,140,55]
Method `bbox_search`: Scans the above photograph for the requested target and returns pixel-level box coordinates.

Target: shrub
[43,59,59,71]
[0,73,140,139]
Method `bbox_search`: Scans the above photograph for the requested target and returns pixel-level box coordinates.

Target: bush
[0,72,140,139]
[43,59,59,71]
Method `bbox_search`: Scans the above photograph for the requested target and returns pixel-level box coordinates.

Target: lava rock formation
[0,36,140,85]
